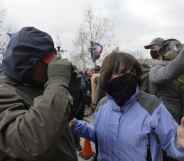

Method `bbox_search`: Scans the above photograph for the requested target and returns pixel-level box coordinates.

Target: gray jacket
[149,48,184,83]
[148,48,184,121]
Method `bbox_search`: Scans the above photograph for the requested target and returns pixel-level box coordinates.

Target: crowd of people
[0,26,183,161]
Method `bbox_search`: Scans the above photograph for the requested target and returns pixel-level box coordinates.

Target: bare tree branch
[72,9,114,69]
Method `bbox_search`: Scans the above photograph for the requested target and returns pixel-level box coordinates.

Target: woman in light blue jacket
[71,51,184,161]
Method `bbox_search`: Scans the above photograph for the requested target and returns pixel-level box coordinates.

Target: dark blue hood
[2,27,55,83]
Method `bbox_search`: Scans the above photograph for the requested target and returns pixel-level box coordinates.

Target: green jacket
[0,78,78,161]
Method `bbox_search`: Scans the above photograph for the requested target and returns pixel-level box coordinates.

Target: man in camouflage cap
[144,37,184,161]
[144,37,165,59]
[144,37,184,120]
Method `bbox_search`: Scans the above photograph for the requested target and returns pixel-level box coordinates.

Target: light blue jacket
[73,90,184,161]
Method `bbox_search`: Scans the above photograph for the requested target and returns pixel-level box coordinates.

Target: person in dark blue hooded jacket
[0,27,78,161]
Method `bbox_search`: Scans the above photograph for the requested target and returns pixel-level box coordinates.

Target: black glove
[47,58,72,87]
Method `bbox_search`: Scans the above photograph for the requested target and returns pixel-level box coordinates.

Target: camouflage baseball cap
[144,37,165,49]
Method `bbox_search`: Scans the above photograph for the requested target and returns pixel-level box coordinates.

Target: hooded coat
[0,27,78,161]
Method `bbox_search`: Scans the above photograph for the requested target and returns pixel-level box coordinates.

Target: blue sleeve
[73,120,96,142]
[150,103,184,160]
[72,111,101,142]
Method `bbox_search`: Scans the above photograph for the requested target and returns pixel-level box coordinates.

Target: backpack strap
[138,91,161,161]
[138,90,161,113]
[146,134,152,161]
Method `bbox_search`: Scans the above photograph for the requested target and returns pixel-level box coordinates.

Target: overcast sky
[2,0,184,55]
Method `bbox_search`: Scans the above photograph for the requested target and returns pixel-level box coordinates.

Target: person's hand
[48,58,72,86]
[177,117,184,148]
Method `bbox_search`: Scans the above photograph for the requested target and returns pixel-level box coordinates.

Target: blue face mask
[104,73,138,106]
